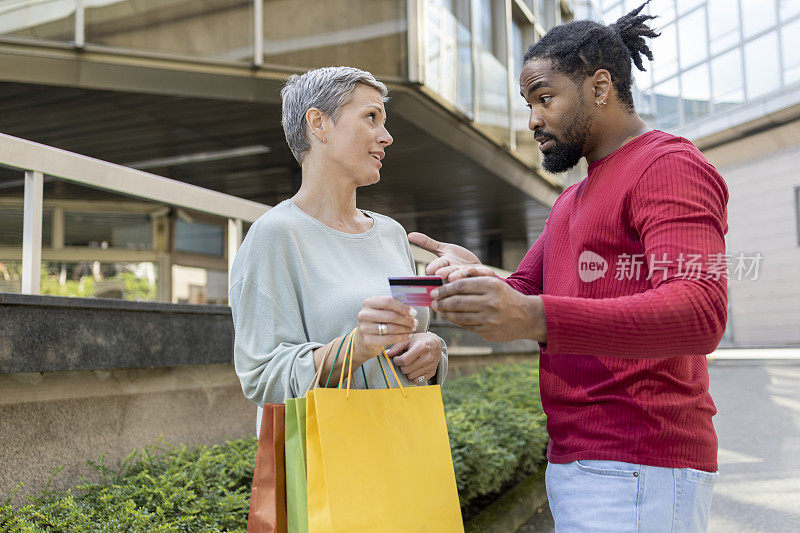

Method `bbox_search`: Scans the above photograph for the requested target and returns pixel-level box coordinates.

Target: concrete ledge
[0,294,538,375]
[465,465,548,533]
[0,293,233,374]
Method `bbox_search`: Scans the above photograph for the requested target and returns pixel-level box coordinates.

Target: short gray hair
[280,66,389,163]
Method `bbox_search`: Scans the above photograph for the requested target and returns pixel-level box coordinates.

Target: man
[410,3,727,531]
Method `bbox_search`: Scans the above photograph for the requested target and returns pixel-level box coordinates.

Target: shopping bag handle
[306,338,337,395]
[339,328,407,399]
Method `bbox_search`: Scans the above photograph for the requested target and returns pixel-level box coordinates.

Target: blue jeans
[545,460,718,532]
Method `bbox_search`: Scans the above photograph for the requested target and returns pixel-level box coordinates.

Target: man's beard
[538,104,592,173]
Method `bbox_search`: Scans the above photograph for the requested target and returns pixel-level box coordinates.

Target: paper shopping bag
[247,403,287,533]
[305,336,463,532]
[285,397,308,533]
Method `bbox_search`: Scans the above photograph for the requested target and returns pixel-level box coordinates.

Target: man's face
[519,59,593,173]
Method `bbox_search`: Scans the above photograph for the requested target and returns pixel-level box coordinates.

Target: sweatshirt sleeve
[540,150,729,358]
[230,278,321,404]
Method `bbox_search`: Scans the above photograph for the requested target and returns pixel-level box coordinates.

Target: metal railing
[0,132,270,296]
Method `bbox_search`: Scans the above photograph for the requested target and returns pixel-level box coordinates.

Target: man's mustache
[534,132,558,144]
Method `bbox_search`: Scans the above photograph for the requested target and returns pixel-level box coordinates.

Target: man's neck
[585,114,650,164]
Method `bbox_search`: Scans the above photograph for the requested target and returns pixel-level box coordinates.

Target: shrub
[1,364,547,530]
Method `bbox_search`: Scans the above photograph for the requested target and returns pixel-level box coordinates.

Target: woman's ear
[306,107,327,143]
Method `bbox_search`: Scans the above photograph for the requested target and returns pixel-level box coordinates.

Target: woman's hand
[385,332,443,384]
[353,296,417,367]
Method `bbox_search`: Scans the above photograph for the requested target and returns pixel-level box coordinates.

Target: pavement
[516,349,800,532]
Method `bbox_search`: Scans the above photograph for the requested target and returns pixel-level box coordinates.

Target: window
[708,0,740,55]
[0,208,53,246]
[681,63,711,123]
[651,23,678,82]
[744,32,780,99]
[654,77,680,128]
[741,0,776,39]
[64,212,151,249]
[781,0,800,21]
[781,18,800,86]
[712,48,745,109]
[175,218,224,257]
[678,7,708,68]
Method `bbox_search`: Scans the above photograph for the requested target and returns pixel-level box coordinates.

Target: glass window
[712,48,745,109]
[741,0,777,39]
[40,261,158,301]
[175,219,224,257]
[781,0,800,21]
[423,0,474,115]
[633,62,653,91]
[681,63,711,123]
[0,260,22,293]
[678,7,708,68]
[65,212,152,249]
[781,18,800,86]
[708,0,740,54]
[744,32,781,99]
[603,4,624,24]
[653,77,681,129]
[0,0,75,43]
[651,23,678,82]
[677,0,703,16]
[0,207,53,247]
[649,0,676,25]
[172,265,227,305]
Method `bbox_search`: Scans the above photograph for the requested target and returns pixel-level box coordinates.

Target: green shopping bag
[285,397,308,533]
[285,339,341,533]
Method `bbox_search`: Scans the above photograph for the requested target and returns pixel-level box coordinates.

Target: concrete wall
[0,364,255,507]
[704,122,800,347]
[0,293,537,506]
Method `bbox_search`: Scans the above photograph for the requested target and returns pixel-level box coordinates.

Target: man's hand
[408,232,482,278]
[430,277,547,343]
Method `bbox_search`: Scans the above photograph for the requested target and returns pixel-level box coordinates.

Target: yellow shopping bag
[305,331,463,533]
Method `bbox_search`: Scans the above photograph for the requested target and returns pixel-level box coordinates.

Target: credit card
[388,276,444,307]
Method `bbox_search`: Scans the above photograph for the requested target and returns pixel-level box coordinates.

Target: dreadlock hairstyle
[522,1,659,111]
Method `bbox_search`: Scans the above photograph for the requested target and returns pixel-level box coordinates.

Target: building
[0,0,579,305]
[596,0,800,347]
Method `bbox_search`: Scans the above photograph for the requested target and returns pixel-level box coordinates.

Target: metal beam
[0,133,271,223]
[21,171,43,295]
[227,218,243,291]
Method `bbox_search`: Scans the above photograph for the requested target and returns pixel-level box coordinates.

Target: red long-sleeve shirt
[507,130,728,472]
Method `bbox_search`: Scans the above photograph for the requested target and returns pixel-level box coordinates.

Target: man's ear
[591,69,613,106]
[305,107,327,143]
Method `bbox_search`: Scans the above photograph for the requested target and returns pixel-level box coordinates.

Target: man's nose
[528,109,544,132]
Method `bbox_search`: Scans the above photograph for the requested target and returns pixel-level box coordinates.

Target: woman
[229,66,447,431]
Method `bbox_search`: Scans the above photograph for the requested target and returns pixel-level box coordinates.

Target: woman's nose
[379,126,393,147]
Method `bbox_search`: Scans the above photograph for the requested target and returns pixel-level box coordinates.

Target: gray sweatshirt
[229,199,447,406]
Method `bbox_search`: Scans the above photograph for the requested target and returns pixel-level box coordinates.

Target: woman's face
[321,84,393,186]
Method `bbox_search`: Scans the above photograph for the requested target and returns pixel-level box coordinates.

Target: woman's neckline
[286,199,377,238]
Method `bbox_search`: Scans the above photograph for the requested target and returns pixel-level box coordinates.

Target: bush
[442,363,548,507]
[1,364,547,531]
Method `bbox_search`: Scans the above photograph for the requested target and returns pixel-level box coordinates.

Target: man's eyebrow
[523,80,550,97]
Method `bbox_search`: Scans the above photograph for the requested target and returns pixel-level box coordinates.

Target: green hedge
[1,363,547,531]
